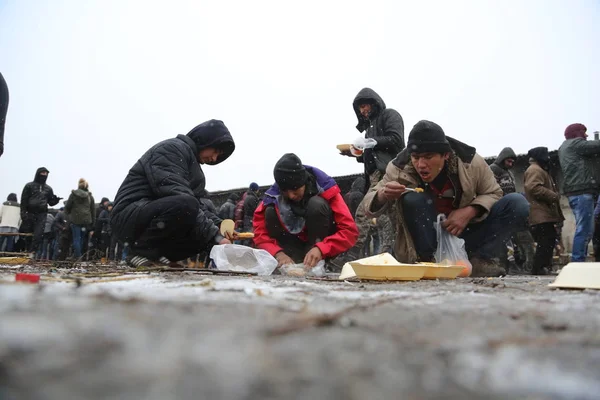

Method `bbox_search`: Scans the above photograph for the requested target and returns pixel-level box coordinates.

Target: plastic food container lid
[15,273,40,284]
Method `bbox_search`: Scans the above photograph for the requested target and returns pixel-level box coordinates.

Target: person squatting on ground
[363,120,530,277]
[490,146,535,274]
[0,193,21,252]
[558,123,600,262]
[340,88,405,258]
[20,167,61,256]
[524,147,564,275]
[65,178,96,259]
[253,153,358,269]
[110,119,235,268]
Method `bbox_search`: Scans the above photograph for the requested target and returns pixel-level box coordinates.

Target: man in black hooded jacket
[110,119,235,267]
[339,88,404,260]
[20,167,61,255]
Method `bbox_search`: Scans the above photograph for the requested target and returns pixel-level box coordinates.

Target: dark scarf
[288,173,319,217]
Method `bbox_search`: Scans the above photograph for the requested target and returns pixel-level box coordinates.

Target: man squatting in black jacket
[110,120,235,267]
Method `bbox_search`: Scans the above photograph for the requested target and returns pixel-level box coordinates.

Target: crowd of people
[1,83,599,277]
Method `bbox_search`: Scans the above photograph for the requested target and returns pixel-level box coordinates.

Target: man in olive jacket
[558,123,600,262]
[65,178,96,258]
[111,119,235,267]
[524,147,564,275]
[364,120,529,277]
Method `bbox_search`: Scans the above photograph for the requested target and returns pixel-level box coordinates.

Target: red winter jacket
[253,168,358,258]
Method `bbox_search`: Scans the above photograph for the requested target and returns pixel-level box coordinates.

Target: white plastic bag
[434,214,473,277]
[209,244,278,276]
[279,260,326,278]
[352,137,377,150]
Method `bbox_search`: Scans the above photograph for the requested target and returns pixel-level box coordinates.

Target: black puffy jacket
[111,120,235,244]
[20,167,60,215]
[353,88,405,178]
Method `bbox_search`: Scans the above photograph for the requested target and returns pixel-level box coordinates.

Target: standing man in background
[558,123,600,262]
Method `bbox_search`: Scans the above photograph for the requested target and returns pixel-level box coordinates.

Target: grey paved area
[0,264,599,400]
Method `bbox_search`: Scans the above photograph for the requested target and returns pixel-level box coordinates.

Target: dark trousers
[403,192,530,261]
[265,196,335,263]
[99,232,111,258]
[127,195,214,261]
[20,212,46,254]
[530,222,558,274]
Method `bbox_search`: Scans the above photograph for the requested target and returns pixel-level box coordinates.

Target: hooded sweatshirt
[21,167,60,215]
[111,119,235,246]
[352,88,405,181]
[490,147,517,195]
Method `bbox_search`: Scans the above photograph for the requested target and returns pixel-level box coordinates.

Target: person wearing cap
[111,119,236,268]
[20,167,62,256]
[363,120,529,277]
[340,88,405,260]
[253,153,358,268]
[558,123,600,262]
[524,147,564,275]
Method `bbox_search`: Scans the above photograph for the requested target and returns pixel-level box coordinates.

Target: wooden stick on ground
[266,297,397,337]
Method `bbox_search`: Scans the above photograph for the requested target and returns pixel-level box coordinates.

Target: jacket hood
[34,167,49,184]
[71,188,90,199]
[350,176,366,193]
[494,147,517,167]
[353,88,386,131]
[186,119,235,165]
[528,146,550,164]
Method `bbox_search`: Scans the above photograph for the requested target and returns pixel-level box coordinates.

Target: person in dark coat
[341,88,404,259]
[0,71,8,158]
[20,167,61,255]
[198,189,222,227]
[490,147,517,195]
[490,147,534,274]
[242,182,260,233]
[253,153,358,268]
[343,176,366,219]
[218,193,239,220]
[92,197,110,255]
[97,202,113,259]
[52,207,68,260]
[110,119,235,267]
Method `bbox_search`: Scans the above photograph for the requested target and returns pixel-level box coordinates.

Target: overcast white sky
[0,0,598,204]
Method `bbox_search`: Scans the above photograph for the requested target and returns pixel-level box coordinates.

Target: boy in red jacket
[253,153,358,268]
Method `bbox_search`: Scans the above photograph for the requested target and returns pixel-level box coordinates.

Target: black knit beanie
[406,120,452,154]
[528,147,550,164]
[273,153,308,191]
[7,193,17,202]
